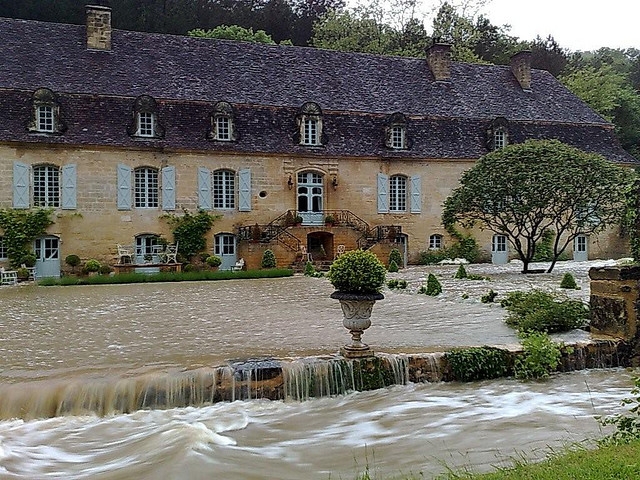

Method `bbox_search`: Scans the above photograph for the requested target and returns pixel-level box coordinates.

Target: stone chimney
[86,5,112,51]
[511,50,532,91]
[426,43,452,82]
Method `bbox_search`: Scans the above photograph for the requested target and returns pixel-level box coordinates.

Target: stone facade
[0,9,636,276]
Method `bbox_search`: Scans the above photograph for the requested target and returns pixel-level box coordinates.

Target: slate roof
[0,16,635,163]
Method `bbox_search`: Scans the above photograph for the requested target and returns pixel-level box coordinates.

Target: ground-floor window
[0,237,6,260]
[135,234,159,262]
[215,234,236,256]
[429,234,443,250]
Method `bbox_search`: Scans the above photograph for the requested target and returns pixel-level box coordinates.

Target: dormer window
[488,117,509,151]
[296,102,324,147]
[385,112,409,150]
[127,95,164,139]
[208,101,236,142]
[36,106,54,132]
[28,88,66,134]
[494,129,506,150]
[138,112,155,137]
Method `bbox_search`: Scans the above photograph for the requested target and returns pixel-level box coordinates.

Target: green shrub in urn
[328,249,386,294]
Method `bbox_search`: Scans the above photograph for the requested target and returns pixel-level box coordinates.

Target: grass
[37,268,294,286]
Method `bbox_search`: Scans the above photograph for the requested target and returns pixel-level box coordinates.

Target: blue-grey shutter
[117,164,132,210]
[377,173,388,213]
[410,174,421,213]
[161,166,176,211]
[61,164,77,210]
[198,167,212,210]
[238,168,251,212]
[13,161,30,209]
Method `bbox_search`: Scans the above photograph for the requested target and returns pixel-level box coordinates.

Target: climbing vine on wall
[162,209,220,260]
[0,208,53,267]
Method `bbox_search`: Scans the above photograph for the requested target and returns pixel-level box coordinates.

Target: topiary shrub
[418,273,442,296]
[560,272,578,289]
[83,259,101,273]
[65,254,81,272]
[206,255,222,268]
[446,346,511,381]
[99,264,113,275]
[454,264,468,279]
[327,249,386,294]
[261,249,276,269]
[21,253,37,268]
[514,331,563,380]
[389,248,403,268]
[502,289,589,333]
[387,260,398,273]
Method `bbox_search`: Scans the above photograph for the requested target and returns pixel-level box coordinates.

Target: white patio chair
[164,242,178,264]
[334,244,345,260]
[117,244,133,264]
[21,264,36,281]
[231,258,245,271]
[1,267,18,286]
[299,245,312,263]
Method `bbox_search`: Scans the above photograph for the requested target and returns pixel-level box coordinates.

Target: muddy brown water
[0,259,632,479]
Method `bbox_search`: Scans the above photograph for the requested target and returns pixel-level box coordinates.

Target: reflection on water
[0,370,634,479]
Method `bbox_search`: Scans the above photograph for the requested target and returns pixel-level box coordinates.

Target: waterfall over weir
[0,338,623,421]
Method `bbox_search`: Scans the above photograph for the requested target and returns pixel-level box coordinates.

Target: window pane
[134,167,159,208]
[138,112,154,137]
[391,126,405,149]
[429,235,442,249]
[494,130,506,150]
[216,117,230,140]
[37,106,54,132]
[389,175,407,212]
[0,237,6,259]
[303,119,318,145]
[213,170,235,209]
[33,165,60,207]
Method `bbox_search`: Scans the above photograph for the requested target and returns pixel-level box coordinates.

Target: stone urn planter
[327,249,387,358]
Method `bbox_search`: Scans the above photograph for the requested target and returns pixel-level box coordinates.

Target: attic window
[28,88,66,134]
[208,101,236,142]
[296,102,324,147]
[488,117,509,151]
[127,95,164,139]
[385,113,409,150]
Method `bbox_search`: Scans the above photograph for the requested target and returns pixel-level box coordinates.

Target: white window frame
[36,105,55,133]
[575,235,587,252]
[390,125,406,149]
[429,234,443,250]
[214,234,236,256]
[0,237,7,260]
[215,116,231,141]
[494,129,506,150]
[134,167,159,208]
[33,164,60,207]
[492,234,507,252]
[137,112,155,137]
[135,234,159,259]
[303,118,319,145]
[213,170,236,210]
[389,175,407,212]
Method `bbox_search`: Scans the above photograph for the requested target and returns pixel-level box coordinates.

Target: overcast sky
[482,0,640,52]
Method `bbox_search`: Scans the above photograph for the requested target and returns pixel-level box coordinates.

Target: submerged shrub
[599,377,640,446]
[560,272,578,289]
[389,248,403,268]
[481,289,498,303]
[446,346,511,382]
[514,331,563,380]
[418,273,442,296]
[502,289,589,333]
[454,264,467,279]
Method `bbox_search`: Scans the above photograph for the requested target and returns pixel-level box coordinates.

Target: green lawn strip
[453,439,640,480]
[37,268,294,286]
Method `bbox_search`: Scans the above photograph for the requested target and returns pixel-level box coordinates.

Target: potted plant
[294,215,303,226]
[324,214,335,226]
[83,259,101,276]
[205,255,222,270]
[327,249,386,358]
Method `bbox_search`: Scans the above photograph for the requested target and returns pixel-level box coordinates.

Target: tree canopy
[442,140,632,273]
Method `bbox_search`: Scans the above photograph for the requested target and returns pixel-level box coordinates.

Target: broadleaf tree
[442,140,631,273]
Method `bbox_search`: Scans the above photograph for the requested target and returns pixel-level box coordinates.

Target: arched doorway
[297,171,323,225]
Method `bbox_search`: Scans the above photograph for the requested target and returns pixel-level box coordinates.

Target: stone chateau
[0,5,636,277]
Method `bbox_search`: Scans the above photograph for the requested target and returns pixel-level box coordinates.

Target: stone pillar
[589,265,640,364]
[86,5,112,51]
